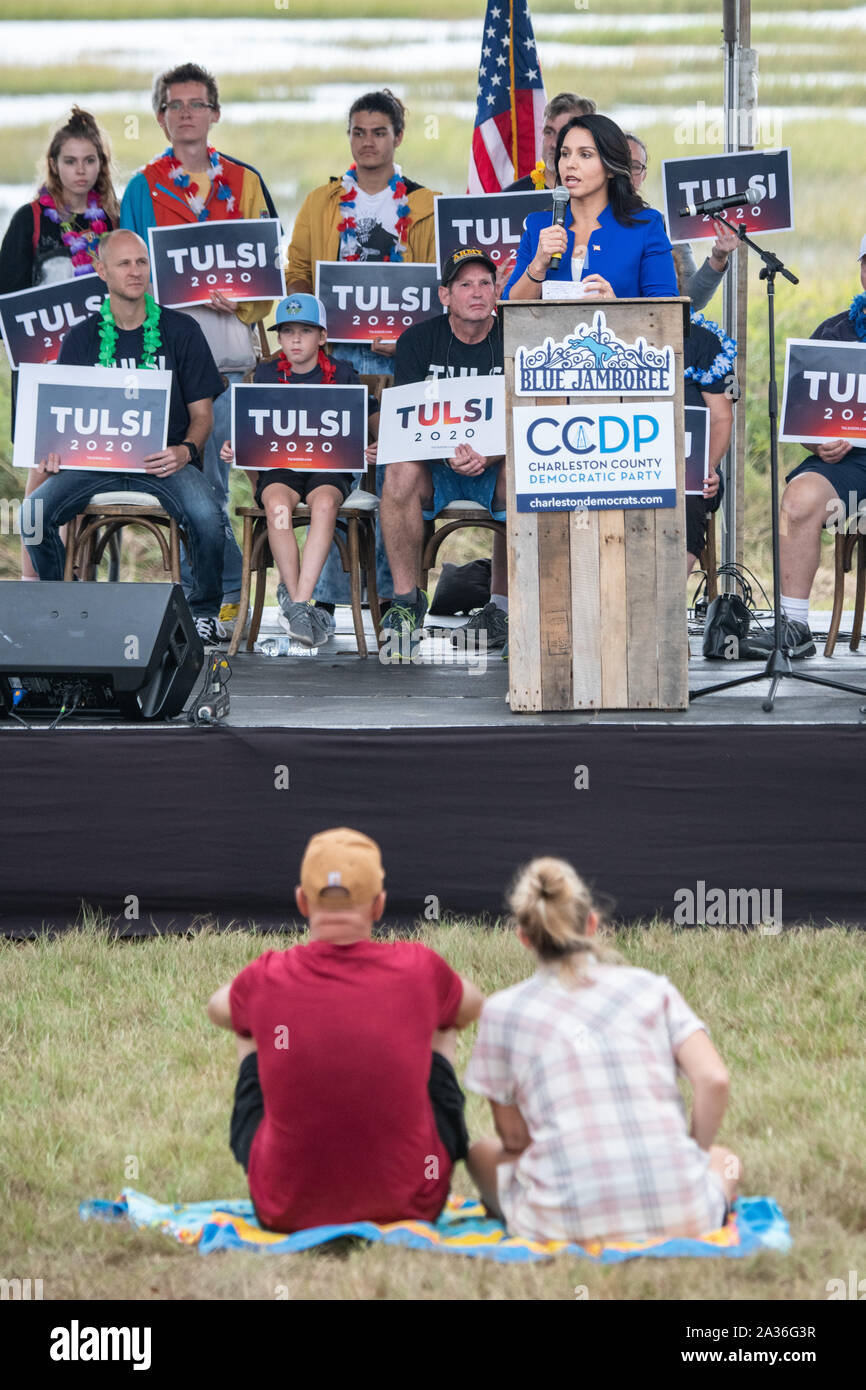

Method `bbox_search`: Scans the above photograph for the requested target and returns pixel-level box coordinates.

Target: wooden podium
[502,297,689,712]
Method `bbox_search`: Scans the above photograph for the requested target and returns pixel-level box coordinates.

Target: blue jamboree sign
[512,402,677,513]
[514,309,675,398]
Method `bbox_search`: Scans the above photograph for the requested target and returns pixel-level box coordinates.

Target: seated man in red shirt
[206,827,484,1232]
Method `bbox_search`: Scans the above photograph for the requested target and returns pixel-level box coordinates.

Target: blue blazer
[502,202,677,299]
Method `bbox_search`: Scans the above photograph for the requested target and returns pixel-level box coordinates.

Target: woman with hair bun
[465,858,740,1244]
[0,106,117,292]
[0,107,117,576]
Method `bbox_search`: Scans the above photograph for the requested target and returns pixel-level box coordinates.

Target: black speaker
[0,582,204,721]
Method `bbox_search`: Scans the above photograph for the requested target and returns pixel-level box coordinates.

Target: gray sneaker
[278,600,333,648]
[276,581,292,618]
[278,600,316,646]
[451,601,508,651]
[307,604,334,647]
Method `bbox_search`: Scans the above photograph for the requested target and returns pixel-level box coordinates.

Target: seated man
[22,229,227,644]
[206,828,484,1233]
[378,248,507,649]
[762,236,866,658]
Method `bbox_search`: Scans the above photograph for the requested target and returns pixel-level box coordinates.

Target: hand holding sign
[450,443,487,476]
[143,444,190,476]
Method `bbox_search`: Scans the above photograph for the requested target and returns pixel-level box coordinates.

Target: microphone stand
[689,217,866,711]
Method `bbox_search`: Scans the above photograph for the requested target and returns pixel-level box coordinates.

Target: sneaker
[276,581,292,618]
[451,601,508,651]
[307,604,335,647]
[378,589,429,644]
[195,615,228,646]
[218,601,250,640]
[277,599,333,648]
[741,618,816,660]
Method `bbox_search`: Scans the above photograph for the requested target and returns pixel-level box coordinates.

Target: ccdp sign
[512,403,676,512]
[231,383,367,472]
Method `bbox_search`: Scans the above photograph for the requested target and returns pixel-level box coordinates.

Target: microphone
[549,186,570,269]
[678,185,767,218]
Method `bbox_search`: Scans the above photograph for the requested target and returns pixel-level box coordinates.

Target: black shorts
[254,468,354,508]
[786,448,866,512]
[229,1049,470,1176]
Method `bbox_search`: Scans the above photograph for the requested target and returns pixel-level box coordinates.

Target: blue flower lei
[337,164,410,262]
[848,293,866,342]
[162,146,235,222]
[684,310,738,385]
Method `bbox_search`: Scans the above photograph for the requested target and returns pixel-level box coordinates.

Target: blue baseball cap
[270,293,328,332]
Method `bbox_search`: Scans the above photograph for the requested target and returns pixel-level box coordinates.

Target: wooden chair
[699,511,719,602]
[824,520,866,657]
[228,369,390,658]
[420,501,506,593]
[63,490,185,582]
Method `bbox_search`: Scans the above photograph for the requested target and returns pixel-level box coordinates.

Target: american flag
[468,0,547,193]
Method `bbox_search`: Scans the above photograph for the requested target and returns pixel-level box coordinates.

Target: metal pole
[722,0,754,572]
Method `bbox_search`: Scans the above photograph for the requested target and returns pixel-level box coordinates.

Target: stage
[3,607,866,935]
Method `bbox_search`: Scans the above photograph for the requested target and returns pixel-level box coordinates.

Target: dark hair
[554,113,648,227]
[545,92,596,122]
[152,63,219,116]
[43,107,119,223]
[347,88,406,138]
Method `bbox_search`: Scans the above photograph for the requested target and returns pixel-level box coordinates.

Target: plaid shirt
[465,962,726,1243]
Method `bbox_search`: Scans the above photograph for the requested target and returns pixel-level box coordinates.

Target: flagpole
[509,0,518,176]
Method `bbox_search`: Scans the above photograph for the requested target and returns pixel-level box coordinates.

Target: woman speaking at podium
[502,113,677,302]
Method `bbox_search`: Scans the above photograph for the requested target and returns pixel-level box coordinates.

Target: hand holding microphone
[528,187,570,280]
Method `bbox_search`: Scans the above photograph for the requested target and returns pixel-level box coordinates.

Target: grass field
[2,920,864,1301]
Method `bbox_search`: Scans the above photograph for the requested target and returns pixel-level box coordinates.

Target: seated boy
[221,294,378,647]
[206,828,484,1233]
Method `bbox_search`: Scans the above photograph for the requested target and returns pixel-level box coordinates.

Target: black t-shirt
[683,320,731,410]
[58,304,224,453]
[394,314,504,385]
[812,309,857,343]
[504,174,537,193]
[253,352,378,414]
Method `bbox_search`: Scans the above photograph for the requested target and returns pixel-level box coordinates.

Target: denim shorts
[421,460,506,522]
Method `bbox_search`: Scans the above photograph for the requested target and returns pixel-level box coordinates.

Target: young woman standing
[0,107,118,576]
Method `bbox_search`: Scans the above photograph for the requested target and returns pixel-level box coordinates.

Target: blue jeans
[22,468,224,618]
[179,369,244,605]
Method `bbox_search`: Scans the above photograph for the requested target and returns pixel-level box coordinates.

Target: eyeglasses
[631,160,647,174]
[162,100,214,113]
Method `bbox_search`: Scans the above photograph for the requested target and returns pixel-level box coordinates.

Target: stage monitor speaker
[0,582,204,721]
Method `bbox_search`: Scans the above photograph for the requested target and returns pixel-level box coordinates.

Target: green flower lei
[98,293,162,368]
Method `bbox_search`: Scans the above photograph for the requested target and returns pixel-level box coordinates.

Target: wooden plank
[538,506,572,709]
[504,355,542,712]
[624,505,659,708]
[569,506,601,707]
[598,509,628,707]
[655,319,689,710]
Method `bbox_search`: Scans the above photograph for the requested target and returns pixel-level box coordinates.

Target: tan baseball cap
[300,827,385,906]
